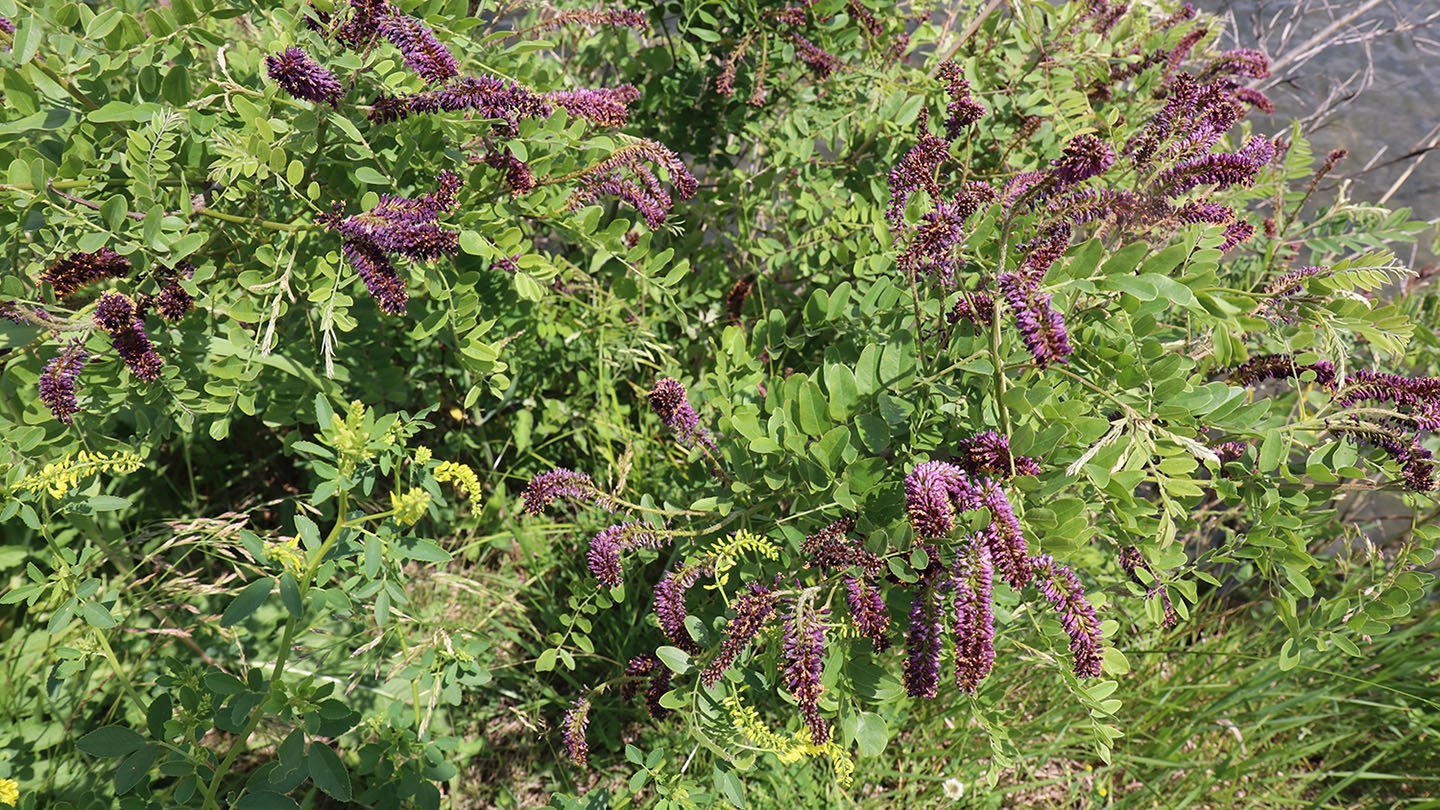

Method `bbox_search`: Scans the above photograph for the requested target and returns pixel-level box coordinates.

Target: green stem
[196,207,318,232]
[197,492,349,810]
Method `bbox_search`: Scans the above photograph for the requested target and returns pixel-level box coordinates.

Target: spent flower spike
[39,339,89,424]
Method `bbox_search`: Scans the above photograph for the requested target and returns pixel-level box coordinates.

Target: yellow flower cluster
[0,777,18,807]
[264,537,306,576]
[433,461,482,500]
[707,530,780,590]
[16,450,143,498]
[390,487,432,526]
[722,691,854,787]
[412,446,434,467]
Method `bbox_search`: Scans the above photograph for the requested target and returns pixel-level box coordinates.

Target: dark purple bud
[1229,354,1335,388]
[94,292,163,382]
[1050,133,1115,187]
[342,239,409,315]
[567,140,696,228]
[39,339,89,424]
[887,116,949,225]
[936,61,986,139]
[154,280,195,322]
[948,290,995,328]
[1335,370,1440,431]
[702,583,780,687]
[528,8,648,32]
[483,149,537,194]
[726,274,755,323]
[377,14,459,84]
[801,517,883,577]
[787,33,842,80]
[1199,48,1271,81]
[41,248,131,297]
[265,47,343,105]
[1154,135,1275,195]
[622,653,674,719]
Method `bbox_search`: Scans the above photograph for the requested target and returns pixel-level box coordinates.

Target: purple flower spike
[654,561,712,653]
[801,518,883,577]
[979,480,1032,589]
[903,584,944,698]
[1200,48,1271,81]
[265,47,343,105]
[483,149,537,194]
[39,340,89,424]
[41,248,131,297]
[342,240,409,315]
[561,694,592,767]
[1229,354,1335,388]
[998,271,1073,368]
[567,140,697,228]
[649,377,714,450]
[377,14,459,84]
[1050,133,1115,187]
[544,85,642,128]
[787,33,842,80]
[782,600,830,744]
[154,280,195,322]
[522,468,603,514]
[702,583,780,687]
[887,116,949,224]
[586,521,668,586]
[937,61,986,140]
[93,292,163,382]
[904,460,977,539]
[1033,554,1104,678]
[844,575,890,651]
[950,538,995,693]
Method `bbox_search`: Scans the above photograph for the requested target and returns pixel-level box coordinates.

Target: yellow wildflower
[413,446,433,467]
[16,450,143,498]
[0,777,18,807]
[264,537,306,577]
[433,461,482,500]
[390,487,432,526]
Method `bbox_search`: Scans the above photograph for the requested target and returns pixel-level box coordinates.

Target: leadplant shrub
[1,0,1436,807]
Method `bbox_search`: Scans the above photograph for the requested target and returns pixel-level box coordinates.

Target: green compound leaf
[220,577,274,627]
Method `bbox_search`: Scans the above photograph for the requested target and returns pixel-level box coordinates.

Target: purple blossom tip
[544,85,642,128]
[586,521,668,586]
[903,585,943,698]
[702,584,780,687]
[950,539,995,693]
[1050,133,1115,187]
[1033,555,1104,678]
[844,575,891,652]
[955,431,1041,478]
[998,271,1073,368]
[782,600,830,744]
[39,339,89,424]
[377,14,460,84]
[41,248,131,297]
[649,377,714,450]
[904,461,977,539]
[561,694,592,767]
[265,47,344,105]
[623,654,674,719]
[522,468,602,514]
[654,561,712,653]
[94,292,163,382]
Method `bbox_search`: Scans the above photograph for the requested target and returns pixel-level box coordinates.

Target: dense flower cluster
[522,468,605,514]
[369,76,553,133]
[900,461,1101,687]
[1050,133,1115,188]
[1335,370,1440,430]
[1154,135,1277,195]
[586,521,669,587]
[377,14,459,84]
[526,8,647,33]
[561,694,592,766]
[726,274,756,323]
[997,270,1074,367]
[903,584,944,698]
[1033,555,1104,677]
[265,47,343,105]
[649,377,714,450]
[322,170,463,315]
[844,575,891,651]
[544,85,642,127]
[949,540,995,692]
[41,248,131,297]
[93,293,163,382]
[801,518,882,577]
[654,560,713,653]
[781,599,830,744]
[38,340,89,424]
[702,584,780,687]
[936,61,986,140]
[566,140,698,228]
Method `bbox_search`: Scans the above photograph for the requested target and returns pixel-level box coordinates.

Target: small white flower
[943,778,965,800]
